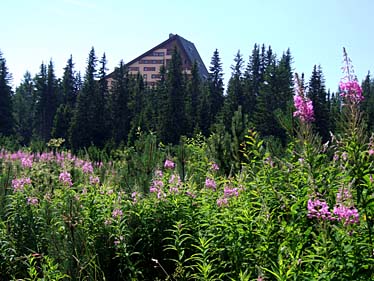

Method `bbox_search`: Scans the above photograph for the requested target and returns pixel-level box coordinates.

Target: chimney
[169,33,174,38]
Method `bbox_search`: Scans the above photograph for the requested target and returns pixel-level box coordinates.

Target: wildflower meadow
[1,50,374,280]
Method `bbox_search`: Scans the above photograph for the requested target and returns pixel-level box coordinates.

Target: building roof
[125,34,209,79]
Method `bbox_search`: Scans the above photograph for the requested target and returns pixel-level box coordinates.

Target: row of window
[139,59,164,64]
[142,74,161,80]
[129,67,158,72]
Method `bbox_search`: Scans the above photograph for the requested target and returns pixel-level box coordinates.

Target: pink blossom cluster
[27,197,39,205]
[307,188,359,225]
[307,199,332,220]
[168,174,181,193]
[21,155,33,168]
[150,179,165,199]
[131,191,140,203]
[224,186,239,198]
[89,176,100,185]
[333,205,359,225]
[12,177,32,192]
[339,80,364,104]
[59,171,73,186]
[164,159,175,169]
[217,197,228,207]
[205,178,216,190]
[112,208,123,219]
[293,95,314,123]
[211,163,219,171]
[82,162,94,174]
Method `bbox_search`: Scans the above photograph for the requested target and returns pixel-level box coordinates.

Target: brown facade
[107,34,208,87]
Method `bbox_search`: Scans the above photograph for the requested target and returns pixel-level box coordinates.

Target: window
[128,66,139,71]
[144,67,156,71]
[143,74,147,80]
[151,74,161,79]
[152,51,164,56]
[166,49,172,55]
[139,59,163,64]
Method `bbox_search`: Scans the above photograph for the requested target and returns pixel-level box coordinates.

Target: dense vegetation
[1,47,374,280]
[3,44,374,153]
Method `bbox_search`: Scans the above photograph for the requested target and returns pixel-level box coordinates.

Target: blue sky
[2,0,373,92]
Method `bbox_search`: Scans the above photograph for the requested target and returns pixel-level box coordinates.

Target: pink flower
[333,205,359,225]
[82,162,94,174]
[368,149,374,156]
[89,176,100,185]
[27,197,39,205]
[59,171,73,186]
[293,95,314,122]
[205,178,216,190]
[164,159,175,169]
[307,199,332,220]
[211,163,219,171]
[112,209,123,218]
[217,197,228,207]
[339,80,364,104]
[224,186,239,197]
[12,177,31,192]
[293,73,314,123]
[21,156,33,168]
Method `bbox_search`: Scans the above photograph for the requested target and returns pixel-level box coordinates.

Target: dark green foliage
[33,61,58,142]
[13,72,34,144]
[208,49,224,125]
[160,48,186,144]
[185,61,201,135]
[70,47,100,150]
[307,65,330,141]
[0,51,14,136]
[362,72,374,132]
[224,50,245,128]
[52,56,78,142]
[109,60,131,145]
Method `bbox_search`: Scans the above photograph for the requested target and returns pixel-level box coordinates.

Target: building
[107,34,208,87]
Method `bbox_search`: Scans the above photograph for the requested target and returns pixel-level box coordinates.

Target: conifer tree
[94,53,109,146]
[33,63,48,140]
[110,60,130,145]
[161,48,185,144]
[307,65,330,141]
[13,72,34,144]
[185,61,201,134]
[208,49,224,125]
[0,51,14,136]
[243,44,262,118]
[52,56,78,142]
[362,72,374,132]
[70,47,98,149]
[225,50,244,126]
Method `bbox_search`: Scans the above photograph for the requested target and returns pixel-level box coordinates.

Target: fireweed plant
[1,50,374,280]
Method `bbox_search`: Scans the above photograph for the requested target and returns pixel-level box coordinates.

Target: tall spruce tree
[307,65,330,141]
[208,49,224,125]
[161,47,185,144]
[13,72,34,144]
[254,48,278,138]
[94,53,109,146]
[110,60,130,145]
[362,72,374,132]
[185,61,201,134]
[33,63,48,140]
[52,56,78,142]
[225,50,244,126]
[243,44,262,118]
[70,47,98,149]
[0,51,14,136]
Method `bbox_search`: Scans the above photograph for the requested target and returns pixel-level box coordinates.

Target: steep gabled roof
[176,35,209,79]
[125,34,208,79]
